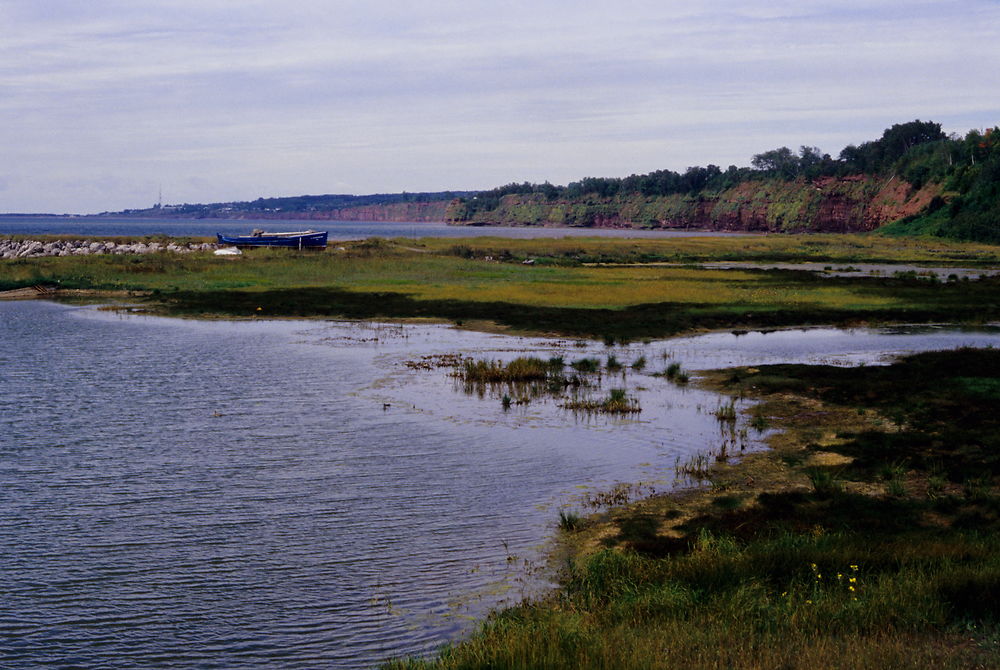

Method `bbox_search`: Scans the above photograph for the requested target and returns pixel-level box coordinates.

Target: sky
[1,1,998,214]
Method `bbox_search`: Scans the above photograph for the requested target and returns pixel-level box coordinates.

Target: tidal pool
[2,301,999,669]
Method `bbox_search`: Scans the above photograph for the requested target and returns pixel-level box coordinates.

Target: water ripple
[4,302,1000,668]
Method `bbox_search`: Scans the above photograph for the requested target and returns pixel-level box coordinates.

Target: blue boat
[216,229,328,249]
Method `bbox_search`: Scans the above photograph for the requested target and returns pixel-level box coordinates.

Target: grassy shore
[384,348,1000,669]
[2,234,999,339]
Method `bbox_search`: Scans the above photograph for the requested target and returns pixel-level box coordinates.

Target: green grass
[386,531,1000,669]
[723,348,1000,482]
[3,235,1000,339]
[660,362,691,384]
[416,233,1000,267]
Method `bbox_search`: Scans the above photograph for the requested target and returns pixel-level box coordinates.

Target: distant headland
[9,120,998,244]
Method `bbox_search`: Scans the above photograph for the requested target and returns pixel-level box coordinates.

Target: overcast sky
[2,1,998,213]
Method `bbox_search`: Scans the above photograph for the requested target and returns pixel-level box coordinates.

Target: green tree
[751,147,799,178]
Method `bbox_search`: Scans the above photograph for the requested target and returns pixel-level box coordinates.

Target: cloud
[1,0,998,212]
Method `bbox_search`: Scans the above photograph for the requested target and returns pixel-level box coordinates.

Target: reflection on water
[3,301,1000,669]
[607,261,1000,280]
[694,260,1000,280]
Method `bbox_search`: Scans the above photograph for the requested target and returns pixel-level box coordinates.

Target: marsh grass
[963,477,992,501]
[927,474,947,499]
[562,388,640,414]
[807,469,844,497]
[660,361,692,384]
[878,462,908,481]
[583,483,654,511]
[750,411,770,431]
[886,478,907,497]
[413,233,1000,267]
[385,530,1000,669]
[676,452,713,480]
[7,237,1000,339]
[558,510,583,532]
[459,357,551,383]
[713,401,738,424]
[570,357,601,373]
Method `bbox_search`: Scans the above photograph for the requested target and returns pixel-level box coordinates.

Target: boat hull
[216,231,328,248]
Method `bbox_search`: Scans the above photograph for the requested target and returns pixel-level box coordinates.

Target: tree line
[456,120,992,217]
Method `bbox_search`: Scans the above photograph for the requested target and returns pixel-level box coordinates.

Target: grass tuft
[459,356,551,383]
[558,510,583,532]
[571,357,601,373]
[562,388,641,414]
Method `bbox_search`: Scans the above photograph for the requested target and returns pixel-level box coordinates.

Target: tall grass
[385,529,1000,669]
[662,362,691,384]
[713,401,738,424]
[459,357,552,383]
[558,510,583,532]
[562,389,640,414]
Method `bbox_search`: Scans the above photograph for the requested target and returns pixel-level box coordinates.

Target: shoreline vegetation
[1,234,999,340]
[385,348,1000,669]
[3,233,1000,666]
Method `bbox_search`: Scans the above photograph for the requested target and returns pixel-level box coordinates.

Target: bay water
[3,301,999,668]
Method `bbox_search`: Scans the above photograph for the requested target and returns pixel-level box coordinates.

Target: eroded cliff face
[228,201,449,222]
[202,175,937,230]
[446,175,940,232]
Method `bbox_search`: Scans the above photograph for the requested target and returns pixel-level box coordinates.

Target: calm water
[3,302,1000,669]
[0,216,753,240]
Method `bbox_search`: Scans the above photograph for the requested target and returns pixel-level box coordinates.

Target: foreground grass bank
[2,235,999,339]
[384,349,1000,669]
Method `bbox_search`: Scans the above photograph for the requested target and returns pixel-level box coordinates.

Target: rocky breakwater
[1,238,216,259]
